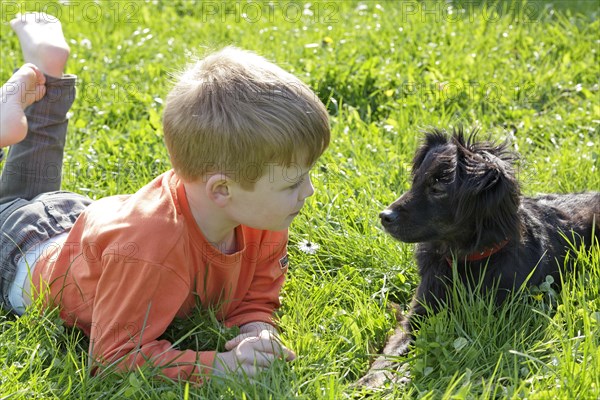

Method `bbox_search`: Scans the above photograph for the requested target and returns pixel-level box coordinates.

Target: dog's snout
[379,209,397,225]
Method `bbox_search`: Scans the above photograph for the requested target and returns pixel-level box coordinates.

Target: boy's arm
[88,230,287,380]
[90,255,292,381]
[218,230,292,364]
[89,256,216,382]
[223,230,289,328]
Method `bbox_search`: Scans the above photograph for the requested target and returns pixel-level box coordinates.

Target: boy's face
[227,163,314,231]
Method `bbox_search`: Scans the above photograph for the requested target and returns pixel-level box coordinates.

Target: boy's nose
[300,177,314,200]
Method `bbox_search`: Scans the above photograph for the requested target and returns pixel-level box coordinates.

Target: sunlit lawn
[1,1,599,398]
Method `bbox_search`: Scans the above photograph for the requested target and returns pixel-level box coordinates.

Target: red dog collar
[446,239,509,267]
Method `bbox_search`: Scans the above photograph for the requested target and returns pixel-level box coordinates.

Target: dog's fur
[357,127,599,387]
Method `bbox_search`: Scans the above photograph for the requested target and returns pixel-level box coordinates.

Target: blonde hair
[163,46,330,188]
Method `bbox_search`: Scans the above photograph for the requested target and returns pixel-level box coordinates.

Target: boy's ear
[206,174,231,207]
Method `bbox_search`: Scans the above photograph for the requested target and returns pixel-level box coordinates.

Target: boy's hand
[225,321,279,350]
[214,324,296,378]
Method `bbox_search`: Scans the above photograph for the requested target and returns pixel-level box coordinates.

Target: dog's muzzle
[379,209,398,227]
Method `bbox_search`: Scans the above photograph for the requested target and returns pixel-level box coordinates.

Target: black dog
[357,127,599,387]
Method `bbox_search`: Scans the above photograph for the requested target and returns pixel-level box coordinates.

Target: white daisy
[298,239,320,255]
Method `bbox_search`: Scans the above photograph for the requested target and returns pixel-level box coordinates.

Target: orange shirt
[33,170,289,383]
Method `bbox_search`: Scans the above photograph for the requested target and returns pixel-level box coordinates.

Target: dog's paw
[380,325,412,357]
[352,303,413,390]
[354,369,391,389]
[354,360,411,390]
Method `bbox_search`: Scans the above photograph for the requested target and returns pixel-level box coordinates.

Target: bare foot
[0,64,46,147]
[10,13,70,78]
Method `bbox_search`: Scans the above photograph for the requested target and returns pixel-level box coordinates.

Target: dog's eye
[430,180,446,196]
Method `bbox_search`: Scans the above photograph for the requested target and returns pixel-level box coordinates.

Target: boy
[0,13,330,383]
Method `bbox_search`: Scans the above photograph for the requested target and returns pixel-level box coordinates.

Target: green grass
[1,0,599,398]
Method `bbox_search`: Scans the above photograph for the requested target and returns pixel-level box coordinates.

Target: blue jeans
[0,74,92,312]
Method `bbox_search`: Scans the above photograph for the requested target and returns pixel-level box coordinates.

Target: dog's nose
[379,209,396,225]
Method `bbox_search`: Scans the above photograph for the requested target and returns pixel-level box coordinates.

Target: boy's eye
[290,178,304,189]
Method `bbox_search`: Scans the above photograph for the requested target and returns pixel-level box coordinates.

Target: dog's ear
[413,128,449,172]
[456,142,521,245]
[465,151,512,194]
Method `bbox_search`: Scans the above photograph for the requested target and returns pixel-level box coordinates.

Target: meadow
[1,0,599,398]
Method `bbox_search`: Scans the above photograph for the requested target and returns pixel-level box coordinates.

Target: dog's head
[380,127,521,252]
